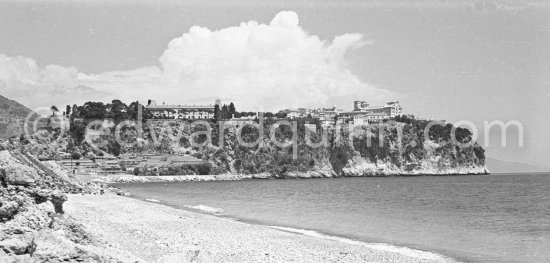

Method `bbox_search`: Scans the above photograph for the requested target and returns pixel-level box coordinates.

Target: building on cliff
[311,106,344,126]
[146,99,217,119]
[280,108,309,119]
[45,115,70,131]
[352,100,402,117]
[338,101,403,125]
[275,101,402,127]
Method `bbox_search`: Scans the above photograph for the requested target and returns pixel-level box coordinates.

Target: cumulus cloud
[0,55,110,109]
[0,11,398,111]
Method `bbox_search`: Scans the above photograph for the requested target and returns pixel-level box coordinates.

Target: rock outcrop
[198,121,488,177]
[0,150,134,262]
[1,163,38,187]
[329,124,488,176]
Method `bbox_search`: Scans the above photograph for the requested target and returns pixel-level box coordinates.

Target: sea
[114,173,550,263]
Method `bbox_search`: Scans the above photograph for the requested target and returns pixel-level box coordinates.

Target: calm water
[115,173,550,263]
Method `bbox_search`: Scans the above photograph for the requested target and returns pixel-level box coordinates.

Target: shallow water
[115,173,550,263]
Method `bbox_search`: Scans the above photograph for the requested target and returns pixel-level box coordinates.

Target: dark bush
[71,152,82,159]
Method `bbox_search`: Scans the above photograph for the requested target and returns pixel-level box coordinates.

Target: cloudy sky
[0,0,548,167]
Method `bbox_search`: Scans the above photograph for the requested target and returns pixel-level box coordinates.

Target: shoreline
[65,193,459,263]
[91,169,489,184]
[124,189,471,263]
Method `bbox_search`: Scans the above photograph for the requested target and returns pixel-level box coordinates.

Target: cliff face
[62,118,487,178]
[188,120,487,177]
[330,124,487,176]
[198,123,335,178]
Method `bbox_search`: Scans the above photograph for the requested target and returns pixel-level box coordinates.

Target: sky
[0,0,548,167]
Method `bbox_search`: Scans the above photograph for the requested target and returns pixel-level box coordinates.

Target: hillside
[0,95,31,117]
[0,94,32,139]
[10,98,488,177]
[61,116,487,177]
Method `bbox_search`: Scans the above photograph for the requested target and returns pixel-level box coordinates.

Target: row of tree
[214,102,235,120]
[55,100,321,122]
[63,100,151,121]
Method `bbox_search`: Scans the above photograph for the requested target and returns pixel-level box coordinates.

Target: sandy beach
[64,193,458,263]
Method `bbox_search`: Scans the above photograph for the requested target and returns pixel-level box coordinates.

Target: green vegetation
[70,100,151,121]
[71,152,81,160]
[11,98,486,176]
[132,163,211,176]
[212,119,330,177]
[68,100,152,147]
[331,116,486,175]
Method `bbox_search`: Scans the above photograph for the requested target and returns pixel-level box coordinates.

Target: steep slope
[330,124,487,176]
[0,94,32,139]
[88,119,487,177]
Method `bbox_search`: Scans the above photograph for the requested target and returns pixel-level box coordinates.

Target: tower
[354,101,361,111]
[354,101,369,111]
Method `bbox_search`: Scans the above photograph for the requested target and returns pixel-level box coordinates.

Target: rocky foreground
[0,149,138,262]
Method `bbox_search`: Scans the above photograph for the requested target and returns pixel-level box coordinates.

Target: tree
[221,104,229,120]
[50,106,59,116]
[111,143,121,157]
[275,112,287,119]
[69,120,86,144]
[109,99,127,121]
[213,104,220,120]
[81,102,107,119]
[71,152,82,160]
[128,101,151,121]
[65,105,71,116]
[71,104,78,118]
[109,99,125,112]
[228,102,236,119]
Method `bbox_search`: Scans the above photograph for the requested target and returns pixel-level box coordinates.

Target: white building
[339,101,403,125]
[310,106,343,126]
[146,100,217,120]
[353,100,402,117]
[280,108,309,119]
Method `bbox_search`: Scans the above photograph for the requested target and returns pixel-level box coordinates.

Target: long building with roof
[146,99,219,119]
[339,101,403,125]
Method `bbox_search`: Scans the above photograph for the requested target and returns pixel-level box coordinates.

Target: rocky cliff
[32,117,487,179]
[329,124,487,176]
[105,118,487,178]
[0,145,137,262]
[213,121,487,177]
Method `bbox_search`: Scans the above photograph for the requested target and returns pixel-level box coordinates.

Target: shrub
[71,152,82,160]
